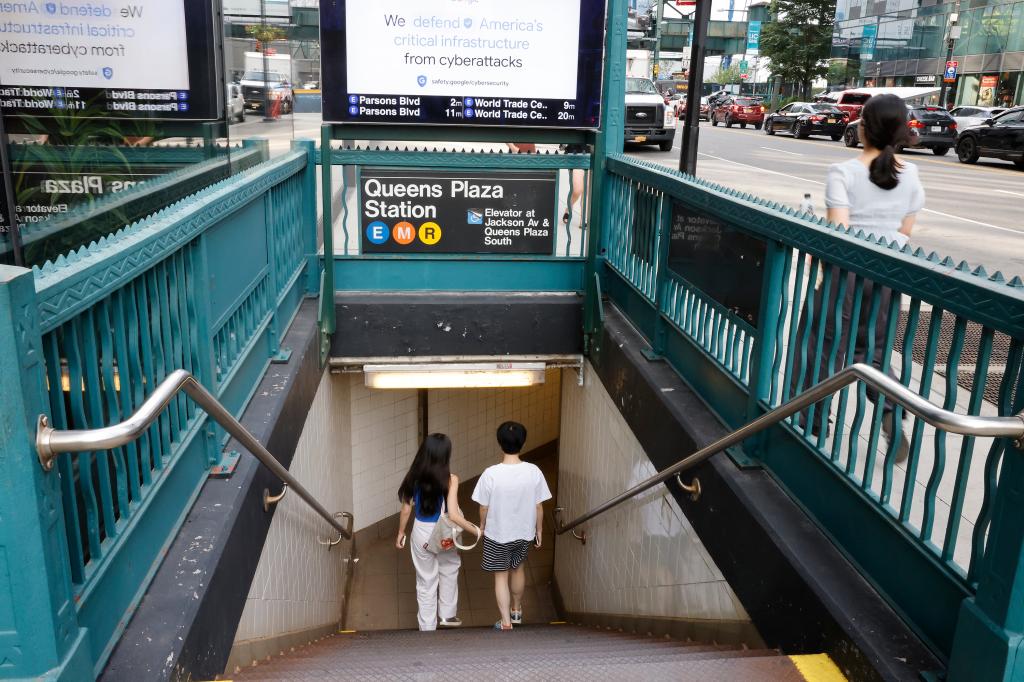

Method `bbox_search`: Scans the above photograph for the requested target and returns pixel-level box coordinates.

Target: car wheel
[1015,158,1024,169]
[754,121,763,130]
[765,123,775,135]
[236,110,244,123]
[741,122,747,129]
[831,133,843,141]
[659,139,673,152]
[725,115,733,128]
[956,137,979,164]
[795,123,809,139]
[932,146,950,156]
[843,128,858,147]
[711,117,718,127]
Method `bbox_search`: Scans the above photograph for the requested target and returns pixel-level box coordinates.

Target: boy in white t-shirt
[472,421,552,631]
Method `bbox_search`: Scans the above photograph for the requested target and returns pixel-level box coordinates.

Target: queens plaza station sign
[359,168,558,255]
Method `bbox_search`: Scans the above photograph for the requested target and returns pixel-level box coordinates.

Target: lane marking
[920,208,1020,234]
[994,189,1024,198]
[702,125,1021,176]
[760,146,803,156]
[696,152,824,185]
[691,152,1020,234]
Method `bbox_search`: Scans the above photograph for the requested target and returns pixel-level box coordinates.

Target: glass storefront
[832,0,1024,107]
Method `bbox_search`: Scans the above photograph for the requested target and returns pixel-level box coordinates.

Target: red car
[710,96,766,129]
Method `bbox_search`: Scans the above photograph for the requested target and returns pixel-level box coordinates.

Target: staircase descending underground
[227,624,832,681]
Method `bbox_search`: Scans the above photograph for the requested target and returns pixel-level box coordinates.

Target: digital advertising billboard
[0,0,221,121]
[320,0,607,128]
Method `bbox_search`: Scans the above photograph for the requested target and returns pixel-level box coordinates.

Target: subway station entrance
[0,1,1022,681]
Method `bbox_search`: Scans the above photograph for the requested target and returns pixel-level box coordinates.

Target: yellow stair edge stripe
[789,654,848,682]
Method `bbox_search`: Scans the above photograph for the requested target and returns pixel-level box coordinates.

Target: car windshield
[810,104,842,113]
[840,93,872,105]
[242,71,287,82]
[626,78,659,94]
[735,98,759,106]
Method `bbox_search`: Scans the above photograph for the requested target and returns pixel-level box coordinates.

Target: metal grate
[896,309,1016,407]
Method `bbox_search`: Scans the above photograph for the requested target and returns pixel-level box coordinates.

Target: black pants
[789,266,899,431]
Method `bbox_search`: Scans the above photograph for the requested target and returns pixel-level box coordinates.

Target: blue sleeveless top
[413,487,443,522]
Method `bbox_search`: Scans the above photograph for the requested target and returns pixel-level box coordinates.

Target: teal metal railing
[598,154,1024,677]
[0,139,318,679]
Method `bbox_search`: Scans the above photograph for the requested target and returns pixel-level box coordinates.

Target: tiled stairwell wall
[230,367,562,658]
[555,362,753,633]
[230,370,354,666]
[352,368,562,531]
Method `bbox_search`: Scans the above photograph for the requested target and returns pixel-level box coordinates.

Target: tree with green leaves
[759,0,834,99]
[245,24,287,53]
[709,63,742,85]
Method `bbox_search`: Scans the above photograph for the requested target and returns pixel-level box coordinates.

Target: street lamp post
[679,0,711,174]
[260,0,274,122]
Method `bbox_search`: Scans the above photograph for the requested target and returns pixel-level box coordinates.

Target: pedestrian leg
[436,548,461,622]
[410,521,440,631]
[493,570,512,626]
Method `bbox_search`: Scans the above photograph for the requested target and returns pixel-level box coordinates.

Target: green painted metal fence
[0,139,318,679]
[598,153,1024,678]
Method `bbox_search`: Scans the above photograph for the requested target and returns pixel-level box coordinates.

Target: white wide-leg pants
[410,519,461,631]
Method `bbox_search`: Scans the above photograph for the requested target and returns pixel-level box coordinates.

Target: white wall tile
[554,363,750,623]
[232,372,353,645]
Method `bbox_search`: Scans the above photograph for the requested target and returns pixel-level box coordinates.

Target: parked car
[844,105,958,155]
[705,90,731,121]
[949,106,1007,131]
[624,77,677,151]
[818,90,873,119]
[226,83,245,123]
[710,96,765,129]
[955,107,1024,168]
[699,96,710,120]
[764,102,847,140]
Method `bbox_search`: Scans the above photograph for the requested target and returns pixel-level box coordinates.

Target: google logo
[365,221,442,246]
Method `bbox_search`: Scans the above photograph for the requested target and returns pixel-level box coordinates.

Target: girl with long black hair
[793,94,925,462]
[396,433,477,631]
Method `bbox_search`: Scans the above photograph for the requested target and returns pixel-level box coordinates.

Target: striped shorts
[481,536,532,572]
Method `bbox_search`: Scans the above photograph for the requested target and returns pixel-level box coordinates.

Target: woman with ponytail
[793,94,924,462]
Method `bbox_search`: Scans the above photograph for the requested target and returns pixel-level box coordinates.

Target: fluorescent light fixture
[364,363,546,389]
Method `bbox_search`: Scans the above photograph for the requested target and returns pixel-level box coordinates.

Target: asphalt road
[626,123,1024,279]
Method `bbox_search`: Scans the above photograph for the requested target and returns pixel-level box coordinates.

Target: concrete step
[229,625,802,682]
[232,653,804,681]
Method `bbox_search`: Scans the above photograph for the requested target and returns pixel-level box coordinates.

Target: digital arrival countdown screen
[320,0,607,128]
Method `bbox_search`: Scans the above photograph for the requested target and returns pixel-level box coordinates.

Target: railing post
[743,240,787,450]
[948,435,1024,682]
[294,139,319,295]
[0,266,92,680]
[645,195,673,359]
[584,0,627,354]
[320,124,336,335]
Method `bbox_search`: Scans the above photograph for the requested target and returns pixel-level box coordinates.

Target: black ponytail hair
[397,433,451,517]
[860,94,911,190]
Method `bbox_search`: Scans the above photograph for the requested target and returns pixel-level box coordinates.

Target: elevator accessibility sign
[359,168,557,254]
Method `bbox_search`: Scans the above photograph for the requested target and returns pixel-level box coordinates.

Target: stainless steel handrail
[555,362,1024,537]
[36,369,353,540]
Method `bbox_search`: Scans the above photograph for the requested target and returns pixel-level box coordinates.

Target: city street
[627,124,1024,278]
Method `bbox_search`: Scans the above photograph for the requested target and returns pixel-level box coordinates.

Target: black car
[843,105,958,155]
[765,102,847,140]
[955,107,1024,168]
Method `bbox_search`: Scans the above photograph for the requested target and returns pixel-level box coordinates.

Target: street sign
[740,73,749,80]
[746,21,761,51]
[944,60,959,83]
[739,60,749,73]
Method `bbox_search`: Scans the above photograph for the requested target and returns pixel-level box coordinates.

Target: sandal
[493,620,513,631]
[562,212,571,224]
[511,609,522,625]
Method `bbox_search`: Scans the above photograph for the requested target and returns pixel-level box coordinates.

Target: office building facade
[832,0,1024,107]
